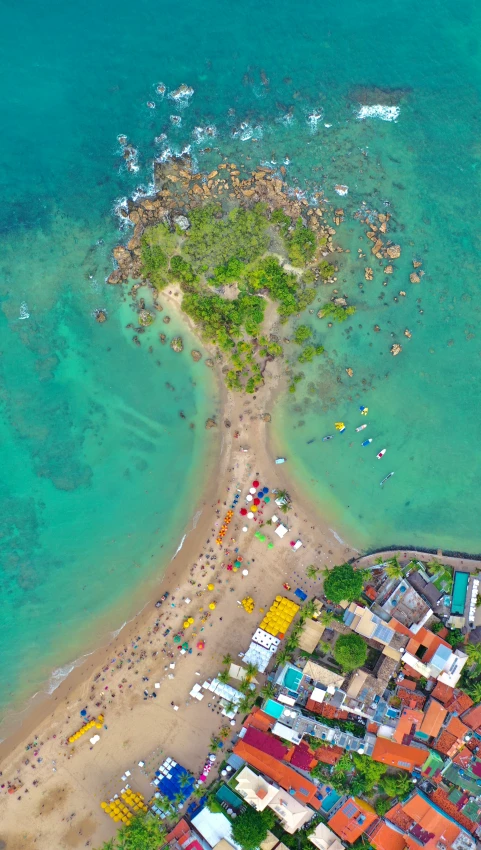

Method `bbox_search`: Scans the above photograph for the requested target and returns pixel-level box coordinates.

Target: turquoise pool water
[216,785,243,810]
[284,667,303,692]
[263,699,285,720]
[451,572,470,616]
[322,790,342,812]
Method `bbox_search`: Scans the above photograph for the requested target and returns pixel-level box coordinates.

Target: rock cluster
[170,337,183,353]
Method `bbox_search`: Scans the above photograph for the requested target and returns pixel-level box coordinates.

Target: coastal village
[121,543,481,850]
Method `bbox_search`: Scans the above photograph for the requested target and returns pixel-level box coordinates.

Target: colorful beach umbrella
[252,480,259,487]
[209,602,216,610]
[240,507,247,516]
[207,583,215,590]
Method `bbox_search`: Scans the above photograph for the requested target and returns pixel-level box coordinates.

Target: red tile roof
[244,708,274,732]
[243,727,289,760]
[328,797,378,844]
[397,688,426,710]
[388,793,468,849]
[462,704,481,732]
[386,802,415,832]
[372,738,427,772]
[430,789,478,834]
[166,819,190,844]
[233,740,322,809]
[393,708,423,745]
[306,699,350,720]
[289,741,317,771]
[434,717,469,757]
[400,679,416,691]
[313,744,344,765]
[431,683,473,715]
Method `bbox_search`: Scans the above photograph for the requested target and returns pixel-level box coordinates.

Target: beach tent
[275,524,288,539]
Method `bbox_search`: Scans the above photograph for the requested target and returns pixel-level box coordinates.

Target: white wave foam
[356,104,400,122]
[171,534,186,559]
[232,121,263,142]
[329,528,346,545]
[168,84,194,105]
[111,620,127,640]
[19,302,29,320]
[308,109,323,128]
[192,509,202,530]
[334,185,349,196]
[46,649,95,694]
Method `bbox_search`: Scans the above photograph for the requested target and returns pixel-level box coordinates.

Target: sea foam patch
[357,104,400,121]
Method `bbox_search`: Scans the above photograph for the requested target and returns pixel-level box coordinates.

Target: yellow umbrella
[188,617,194,624]
[207,583,214,591]
[183,620,190,628]
[209,602,216,610]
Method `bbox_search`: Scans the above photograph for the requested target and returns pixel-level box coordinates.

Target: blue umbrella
[80,709,87,717]
[263,487,269,494]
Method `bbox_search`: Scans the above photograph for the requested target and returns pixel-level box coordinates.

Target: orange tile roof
[306,699,349,720]
[419,700,447,738]
[432,683,473,715]
[328,797,377,844]
[434,716,469,757]
[244,708,274,732]
[313,744,344,765]
[400,793,464,849]
[430,789,478,835]
[393,708,423,745]
[166,819,190,843]
[446,716,469,739]
[233,740,322,809]
[368,820,408,850]
[386,802,414,832]
[462,704,481,732]
[372,738,427,772]
[397,688,426,710]
[400,679,416,691]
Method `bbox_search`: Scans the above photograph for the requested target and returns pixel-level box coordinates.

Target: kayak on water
[307,439,315,444]
[355,424,367,432]
[380,472,394,486]
[362,438,372,447]
[323,435,334,442]
[377,449,386,459]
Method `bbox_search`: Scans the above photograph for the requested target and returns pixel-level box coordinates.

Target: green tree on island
[231,807,275,850]
[323,563,363,604]
[334,634,367,672]
[293,324,312,344]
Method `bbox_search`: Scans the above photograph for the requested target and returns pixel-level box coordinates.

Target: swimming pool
[216,784,243,809]
[322,789,342,812]
[451,571,469,616]
[263,698,284,719]
[284,667,302,692]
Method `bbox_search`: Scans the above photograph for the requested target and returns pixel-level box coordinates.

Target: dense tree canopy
[334,633,367,672]
[323,563,363,604]
[231,808,274,850]
[100,813,166,850]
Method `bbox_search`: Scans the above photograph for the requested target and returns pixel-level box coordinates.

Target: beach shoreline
[0,286,357,848]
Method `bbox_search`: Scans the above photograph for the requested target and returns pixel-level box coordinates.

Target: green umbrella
[267,542,274,549]
[234,560,241,567]
[173,635,181,643]
[264,496,270,503]
[259,534,266,542]
[182,642,189,650]
[255,532,261,539]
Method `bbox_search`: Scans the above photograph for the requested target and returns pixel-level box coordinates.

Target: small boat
[307,439,315,445]
[380,472,394,486]
[362,438,372,447]
[275,457,287,464]
[377,449,386,459]
[335,422,346,433]
[356,424,367,432]
[323,435,334,442]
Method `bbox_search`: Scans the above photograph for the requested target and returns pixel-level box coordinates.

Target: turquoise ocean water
[2,0,481,722]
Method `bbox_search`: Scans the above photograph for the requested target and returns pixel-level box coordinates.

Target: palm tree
[466,680,481,703]
[210,736,220,751]
[276,648,292,666]
[260,682,276,699]
[219,726,230,739]
[466,643,481,667]
[224,700,235,714]
[244,662,259,682]
[306,565,319,580]
[179,771,192,788]
[238,696,252,714]
[320,610,335,626]
[301,599,317,620]
[222,653,233,666]
[279,501,291,514]
[218,669,230,685]
[385,556,403,580]
[174,792,185,808]
[276,488,289,502]
[192,785,205,800]
[101,841,116,850]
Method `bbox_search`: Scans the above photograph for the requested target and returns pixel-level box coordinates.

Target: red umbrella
[197,640,205,650]
[240,508,247,516]
[253,498,260,506]
[252,480,260,487]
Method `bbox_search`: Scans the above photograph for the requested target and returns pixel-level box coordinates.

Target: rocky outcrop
[205,359,214,368]
[410,273,421,284]
[262,413,271,422]
[138,309,155,326]
[205,418,217,429]
[170,337,183,352]
[191,350,202,362]
[391,343,402,356]
[386,244,401,259]
[95,310,107,323]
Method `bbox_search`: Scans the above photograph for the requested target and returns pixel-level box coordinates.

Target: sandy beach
[0,290,354,850]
